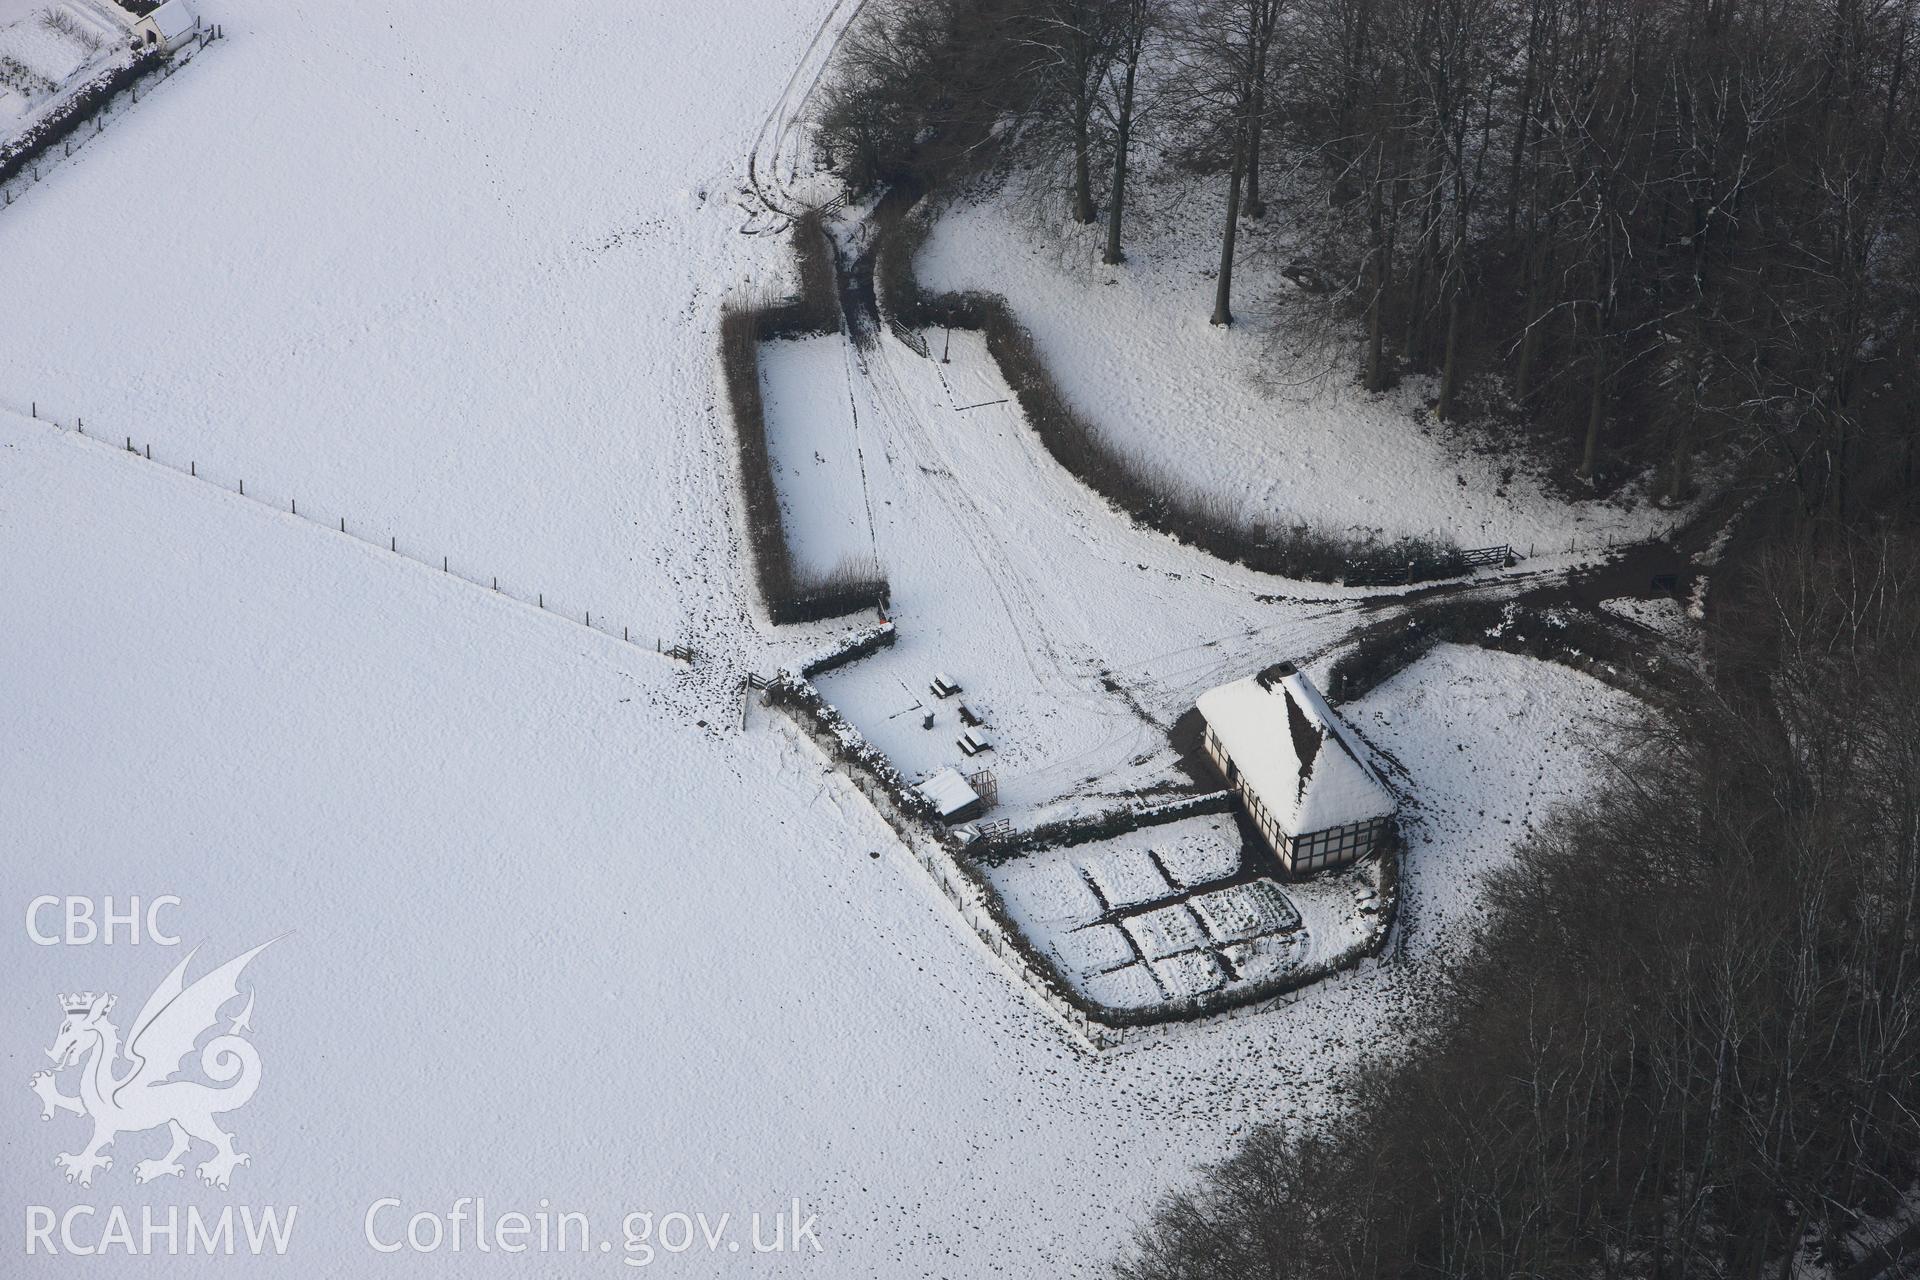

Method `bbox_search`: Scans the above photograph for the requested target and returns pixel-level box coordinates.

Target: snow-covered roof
[141,0,197,40]
[1197,665,1395,836]
[916,767,979,820]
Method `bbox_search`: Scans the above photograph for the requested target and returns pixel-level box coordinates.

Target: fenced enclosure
[718,214,890,626]
[759,624,1402,1049]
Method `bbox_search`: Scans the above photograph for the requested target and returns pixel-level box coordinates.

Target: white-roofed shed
[133,0,199,52]
[916,767,983,824]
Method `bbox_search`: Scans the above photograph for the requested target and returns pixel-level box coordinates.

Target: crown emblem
[60,992,112,1015]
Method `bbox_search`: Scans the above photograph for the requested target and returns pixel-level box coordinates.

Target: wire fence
[13,402,696,669]
[1518,519,1686,562]
[0,26,223,212]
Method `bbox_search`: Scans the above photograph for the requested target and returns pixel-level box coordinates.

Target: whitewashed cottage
[132,0,200,54]
[1197,663,1395,874]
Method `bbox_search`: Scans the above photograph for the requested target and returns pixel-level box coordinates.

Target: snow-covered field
[918,171,1705,554]
[0,0,819,653]
[1,415,1631,1273]
[0,0,1644,1270]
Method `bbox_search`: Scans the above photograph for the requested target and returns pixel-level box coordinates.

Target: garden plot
[1151,948,1229,1000]
[1221,932,1307,986]
[978,643,1629,1017]
[983,812,1329,1015]
[1051,921,1135,978]
[1190,879,1301,944]
[1155,820,1244,887]
[0,1,126,139]
[917,172,1713,554]
[1081,840,1178,909]
[995,854,1103,930]
[759,335,876,580]
[1083,962,1164,1011]
[1121,901,1207,960]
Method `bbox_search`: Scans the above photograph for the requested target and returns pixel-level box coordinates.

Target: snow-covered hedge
[1327,597,1681,705]
[973,789,1237,864]
[786,621,898,680]
[0,46,160,188]
[763,668,939,825]
[718,214,887,625]
[873,204,1467,586]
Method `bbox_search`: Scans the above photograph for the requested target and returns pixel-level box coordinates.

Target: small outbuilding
[1197,663,1395,875]
[132,0,200,53]
[916,767,983,824]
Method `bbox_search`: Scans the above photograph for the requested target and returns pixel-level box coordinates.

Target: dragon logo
[29,939,278,1190]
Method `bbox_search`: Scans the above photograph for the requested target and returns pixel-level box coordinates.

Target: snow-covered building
[916,767,983,824]
[132,0,200,53]
[1197,663,1395,875]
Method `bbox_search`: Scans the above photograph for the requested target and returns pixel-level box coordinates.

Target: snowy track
[741,0,869,229]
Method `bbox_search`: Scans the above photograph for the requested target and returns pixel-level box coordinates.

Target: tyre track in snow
[849,330,1196,795]
[742,0,870,228]
[858,328,1142,722]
